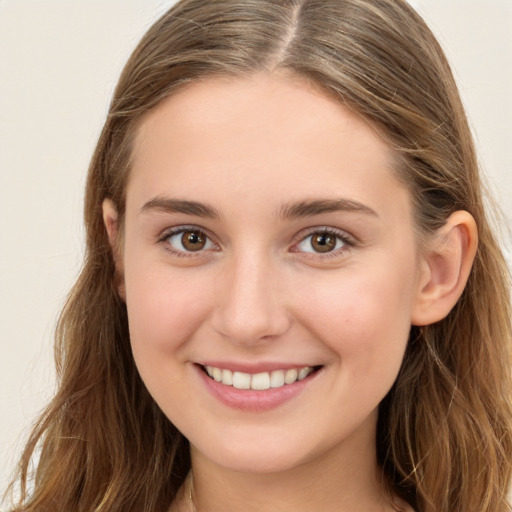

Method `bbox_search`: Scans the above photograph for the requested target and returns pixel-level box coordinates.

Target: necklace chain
[188,472,197,512]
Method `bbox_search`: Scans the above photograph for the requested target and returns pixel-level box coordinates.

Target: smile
[203,365,317,390]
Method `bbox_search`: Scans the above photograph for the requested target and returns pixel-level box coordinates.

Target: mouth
[199,364,323,391]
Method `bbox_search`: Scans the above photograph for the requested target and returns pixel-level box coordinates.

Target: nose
[210,251,291,345]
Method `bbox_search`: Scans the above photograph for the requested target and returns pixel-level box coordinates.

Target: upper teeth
[204,365,314,390]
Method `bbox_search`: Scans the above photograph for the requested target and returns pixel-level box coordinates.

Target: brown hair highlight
[5,1,511,511]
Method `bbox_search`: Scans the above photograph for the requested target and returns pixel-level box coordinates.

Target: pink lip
[194,364,322,412]
[197,360,316,373]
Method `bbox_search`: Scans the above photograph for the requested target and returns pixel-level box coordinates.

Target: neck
[187,417,394,512]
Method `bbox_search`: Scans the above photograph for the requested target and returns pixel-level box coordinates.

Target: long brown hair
[6,1,512,511]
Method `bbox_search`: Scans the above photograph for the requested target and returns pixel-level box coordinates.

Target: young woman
[6,1,512,511]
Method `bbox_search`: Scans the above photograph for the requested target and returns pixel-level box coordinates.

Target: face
[114,73,426,474]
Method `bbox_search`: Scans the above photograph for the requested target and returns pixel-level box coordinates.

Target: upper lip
[195,361,322,373]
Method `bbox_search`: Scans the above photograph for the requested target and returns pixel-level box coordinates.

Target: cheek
[299,260,417,371]
[123,259,213,361]
[123,261,217,413]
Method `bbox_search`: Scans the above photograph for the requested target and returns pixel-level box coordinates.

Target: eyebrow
[140,197,221,219]
[140,196,378,221]
[278,198,378,220]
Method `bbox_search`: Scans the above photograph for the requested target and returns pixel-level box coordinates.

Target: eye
[161,227,216,255]
[294,229,352,255]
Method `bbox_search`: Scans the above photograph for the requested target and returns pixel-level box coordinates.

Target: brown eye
[181,230,206,251]
[310,233,337,253]
[163,228,214,254]
[294,229,350,256]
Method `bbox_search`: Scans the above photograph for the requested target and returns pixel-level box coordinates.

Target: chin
[191,431,324,475]
[213,452,307,474]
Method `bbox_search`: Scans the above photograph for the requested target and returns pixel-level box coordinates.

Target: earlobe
[102,198,126,301]
[411,210,478,326]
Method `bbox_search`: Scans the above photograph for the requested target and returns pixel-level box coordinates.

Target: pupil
[182,231,205,251]
[312,233,335,253]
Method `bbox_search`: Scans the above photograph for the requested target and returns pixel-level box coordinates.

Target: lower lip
[196,365,321,412]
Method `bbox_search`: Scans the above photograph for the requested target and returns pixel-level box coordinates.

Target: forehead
[127,73,411,223]
[133,72,389,162]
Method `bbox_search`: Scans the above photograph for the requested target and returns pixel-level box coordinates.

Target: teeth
[270,370,285,388]
[232,371,251,389]
[204,365,315,390]
[284,369,298,384]
[212,367,222,382]
[251,372,270,390]
[221,369,233,385]
[298,367,311,380]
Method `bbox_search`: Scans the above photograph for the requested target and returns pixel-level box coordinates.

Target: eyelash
[158,225,218,258]
[291,227,355,258]
[158,226,355,259]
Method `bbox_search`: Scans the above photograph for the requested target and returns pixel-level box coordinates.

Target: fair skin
[103,73,477,512]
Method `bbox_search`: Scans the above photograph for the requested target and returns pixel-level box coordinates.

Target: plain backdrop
[1,0,511,496]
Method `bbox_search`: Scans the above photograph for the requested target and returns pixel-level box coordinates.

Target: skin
[103,73,477,512]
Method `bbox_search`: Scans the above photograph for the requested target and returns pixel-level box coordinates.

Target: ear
[411,210,478,326]
[102,198,126,301]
